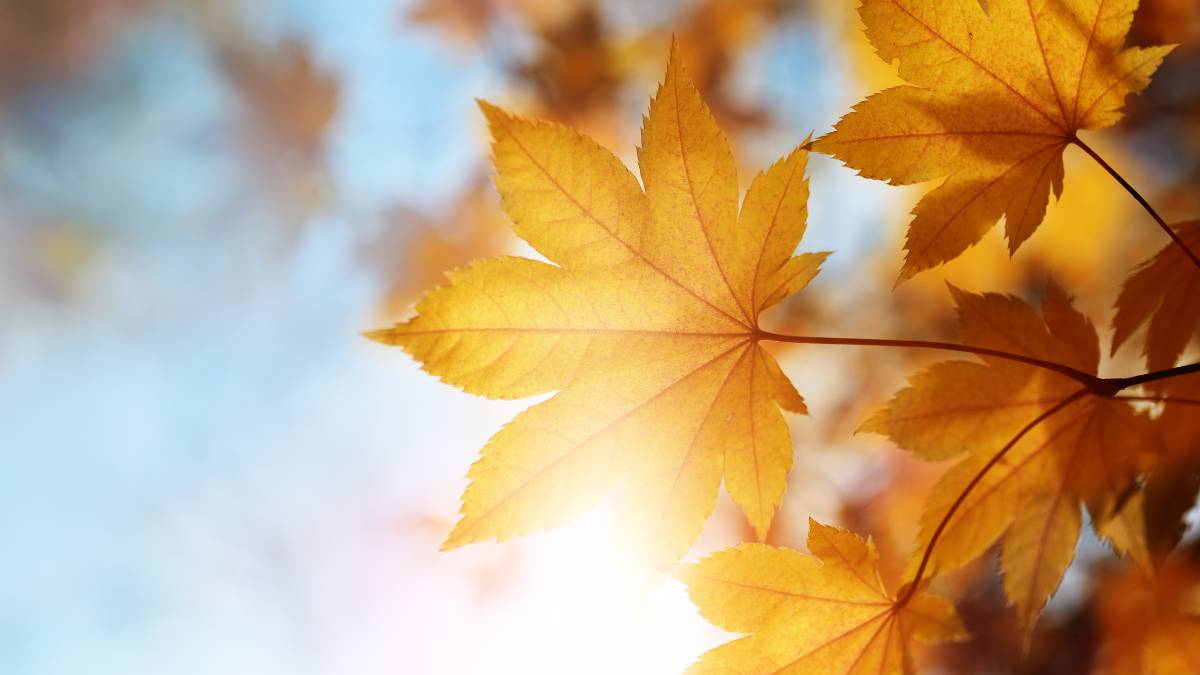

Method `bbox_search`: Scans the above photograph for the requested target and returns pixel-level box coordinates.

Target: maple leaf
[1113,220,1200,371]
[677,519,964,674]
[863,282,1162,627]
[369,43,828,564]
[811,0,1174,281]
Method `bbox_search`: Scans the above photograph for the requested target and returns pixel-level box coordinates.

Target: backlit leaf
[867,282,1163,628]
[1113,221,1200,371]
[812,0,1173,281]
[678,520,965,674]
[370,43,827,563]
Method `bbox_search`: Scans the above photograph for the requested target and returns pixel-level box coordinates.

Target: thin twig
[1115,394,1200,406]
[1072,136,1200,270]
[756,331,1198,600]
[895,387,1091,608]
[1112,361,1200,390]
[757,331,1102,388]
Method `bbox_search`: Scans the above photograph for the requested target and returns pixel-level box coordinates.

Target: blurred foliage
[0,0,144,90]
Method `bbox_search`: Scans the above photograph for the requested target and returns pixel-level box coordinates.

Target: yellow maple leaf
[811,0,1174,281]
[677,519,964,674]
[1113,220,1200,371]
[863,282,1161,627]
[369,43,828,563]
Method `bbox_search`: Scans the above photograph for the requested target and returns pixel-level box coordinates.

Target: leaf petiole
[895,386,1091,608]
[758,331,1200,397]
[1071,136,1200,271]
[756,331,1103,388]
[1110,361,1200,390]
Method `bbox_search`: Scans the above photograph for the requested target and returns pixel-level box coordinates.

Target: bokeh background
[2,1,1198,673]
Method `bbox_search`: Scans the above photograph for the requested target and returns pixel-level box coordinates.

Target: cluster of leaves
[374,0,1200,672]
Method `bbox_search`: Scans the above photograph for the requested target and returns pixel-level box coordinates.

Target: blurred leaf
[1113,221,1200,371]
[223,38,339,159]
[1097,555,1200,674]
[368,181,512,319]
[0,0,139,88]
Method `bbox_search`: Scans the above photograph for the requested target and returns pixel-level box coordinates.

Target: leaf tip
[669,560,699,586]
[663,33,696,90]
[944,282,971,306]
[854,410,885,437]
[748,514,773,544]
[362,327,399,345]
[805,516,828,542]
[806,131,833,155]
[476,98,512,135]
[440,520,472,552]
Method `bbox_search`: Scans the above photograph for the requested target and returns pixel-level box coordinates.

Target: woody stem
[1111,361,1200,390]
[757,331,1102,388]
[760,328,1200,604]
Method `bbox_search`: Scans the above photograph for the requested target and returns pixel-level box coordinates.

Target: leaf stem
[895,387,1091,608]
[1071,136,1200,270]
[1115,394,1200,406]
[756,331,1102,388]
[1111,361,1200,390]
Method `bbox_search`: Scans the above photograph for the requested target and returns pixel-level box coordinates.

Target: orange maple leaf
[1096,555,1200,674]
[863,282,1162,627]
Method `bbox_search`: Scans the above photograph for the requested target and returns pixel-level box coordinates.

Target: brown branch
[1111,361,1200,390]
[750,341,1199,601]
[1115,394,1200,406]
[759,331,1200,395]
[757,331,1103,388]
